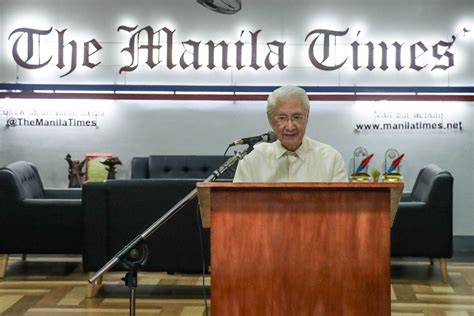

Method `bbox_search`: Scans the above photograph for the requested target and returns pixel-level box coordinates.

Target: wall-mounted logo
[7,25,467,78]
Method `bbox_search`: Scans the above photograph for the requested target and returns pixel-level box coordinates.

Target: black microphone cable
[195,200,210,316]
[223,144,231,157]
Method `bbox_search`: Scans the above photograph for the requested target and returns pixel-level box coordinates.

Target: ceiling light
[196,0,241,15]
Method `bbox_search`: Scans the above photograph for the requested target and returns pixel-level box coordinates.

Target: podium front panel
[198,183,399,316]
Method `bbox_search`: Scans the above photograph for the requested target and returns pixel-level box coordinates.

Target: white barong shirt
[233,136,348,182]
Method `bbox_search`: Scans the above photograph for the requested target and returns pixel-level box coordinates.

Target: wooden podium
[197,182,403,316]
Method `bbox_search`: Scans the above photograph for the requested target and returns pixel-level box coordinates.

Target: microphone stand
[88,147,251,316]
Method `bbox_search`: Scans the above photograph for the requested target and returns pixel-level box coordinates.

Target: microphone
[229,131,277,147]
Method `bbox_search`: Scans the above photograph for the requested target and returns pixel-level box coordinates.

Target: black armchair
[391,164,454,282]
[0,161,83,278]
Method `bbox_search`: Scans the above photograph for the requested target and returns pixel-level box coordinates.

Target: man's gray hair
[267,85,310,115]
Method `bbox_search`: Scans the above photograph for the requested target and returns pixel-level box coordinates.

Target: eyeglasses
[273,114,307,126]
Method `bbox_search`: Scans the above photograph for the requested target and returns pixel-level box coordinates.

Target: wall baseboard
[454,235,474,253]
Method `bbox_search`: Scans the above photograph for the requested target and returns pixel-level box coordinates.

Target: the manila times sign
[7,26,459,76]
[0,0,472,85]
[1,23,471,85]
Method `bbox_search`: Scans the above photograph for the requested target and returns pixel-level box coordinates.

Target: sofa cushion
[131,157,149,179]
[147,155,233,179]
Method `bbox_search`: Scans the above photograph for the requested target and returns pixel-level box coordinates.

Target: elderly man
[233,85,348,182]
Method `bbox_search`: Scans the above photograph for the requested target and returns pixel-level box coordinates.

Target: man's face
[268,96,308,151]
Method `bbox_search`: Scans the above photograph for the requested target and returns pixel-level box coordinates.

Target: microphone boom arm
[88,148,251,284]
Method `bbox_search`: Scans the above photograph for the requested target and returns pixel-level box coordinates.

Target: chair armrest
[43,188,82,199]
[400,193,414,202]
[21,198,82,209]
[398,201,426,211]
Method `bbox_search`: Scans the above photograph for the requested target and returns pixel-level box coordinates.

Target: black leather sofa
[0,161,83,278]
[83,155,234,276]
[130,155,235,179]
[391,164,454,282]
[83,179,208,273]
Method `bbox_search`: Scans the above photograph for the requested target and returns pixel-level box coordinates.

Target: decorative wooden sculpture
[65,154,85,188]
[100,157,122,180]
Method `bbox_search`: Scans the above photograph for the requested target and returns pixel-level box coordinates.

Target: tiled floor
[0,255,473,315]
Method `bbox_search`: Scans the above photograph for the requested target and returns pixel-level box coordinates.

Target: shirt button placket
[287,152,298,181]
